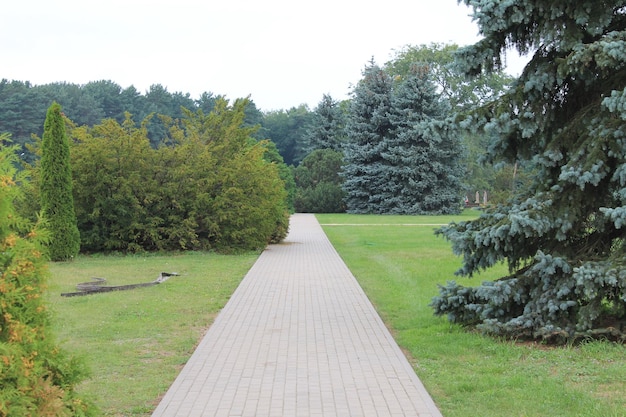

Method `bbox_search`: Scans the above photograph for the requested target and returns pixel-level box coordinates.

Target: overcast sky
[1,0,526,111]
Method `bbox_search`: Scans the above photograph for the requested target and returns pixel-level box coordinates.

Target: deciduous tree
[386,43,513,111]
[262,104,314,166]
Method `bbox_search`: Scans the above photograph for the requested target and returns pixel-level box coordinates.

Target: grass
[317,210,480,225]
[317,212,626,417]
[46,251,259,417]
[45,213,626,416]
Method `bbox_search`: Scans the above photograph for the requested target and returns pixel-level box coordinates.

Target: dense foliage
[304,94,347,153]
[0,136,97,416]
[342,60,463,214]
[293,149,345,213]
[260,104,314,166]
[292,95,348,213]
[432,0,626,342]
[0,80,264,157]
[39,103,80,261]
[385,65,463,213]
[28,99,289,253]
[1,59,514,209]
[386,43,516,204]
[262,140,296,212]
[342,61,394,213]
[386,43,513,112]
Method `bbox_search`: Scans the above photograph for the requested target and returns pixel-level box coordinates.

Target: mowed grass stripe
[320,223,448,226]
[317,213,626,417]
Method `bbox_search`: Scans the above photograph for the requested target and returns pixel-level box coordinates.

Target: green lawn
[46,252,259,417]
[45,213,626,416]
[317,213,626,417]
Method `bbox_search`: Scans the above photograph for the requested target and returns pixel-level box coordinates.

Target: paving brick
[152,214,442,417]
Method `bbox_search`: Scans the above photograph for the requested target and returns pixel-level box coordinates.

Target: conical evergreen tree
[342,60,394,213]
[432,0,626,341]
[305,94,346,152]
[40,102,80,260]
[382,65,463,214]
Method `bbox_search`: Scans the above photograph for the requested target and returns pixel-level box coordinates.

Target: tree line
[0,43,509,414]
[0,79,264,156]
[1,44,517,215]
[4,5,626,414]
[5,21,621,344]
[22,99,290,255]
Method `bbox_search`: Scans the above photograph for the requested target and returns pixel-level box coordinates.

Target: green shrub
[294,149,345,213]
[0,136,97,416]
[67,99,289,253]
[39,102,80,261]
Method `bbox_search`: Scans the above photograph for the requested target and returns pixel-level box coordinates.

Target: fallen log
[61,272,179,297]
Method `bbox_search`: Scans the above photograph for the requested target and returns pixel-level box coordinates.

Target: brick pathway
[152,214,442,417]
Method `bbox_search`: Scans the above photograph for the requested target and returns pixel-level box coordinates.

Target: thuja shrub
[40,102,80,261]
[0,138,97,416]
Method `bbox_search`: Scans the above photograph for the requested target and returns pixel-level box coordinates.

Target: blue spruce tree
[382,65,463,214]
[431,0,626,342]
[305,94,346,153]
[342,60,394,213]
[343,60,463,214]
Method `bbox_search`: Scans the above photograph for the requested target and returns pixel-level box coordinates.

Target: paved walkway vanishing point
[152,213,443,417]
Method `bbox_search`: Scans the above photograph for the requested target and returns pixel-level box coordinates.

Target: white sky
[1,0,527,111]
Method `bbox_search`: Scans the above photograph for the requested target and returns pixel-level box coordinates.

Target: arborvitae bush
[39,102,80,261]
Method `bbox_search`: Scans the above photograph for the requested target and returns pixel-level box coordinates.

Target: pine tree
[40,102,80,261]
[431,1,626,342]
[382,65,463,214]
[342,60,394,213]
